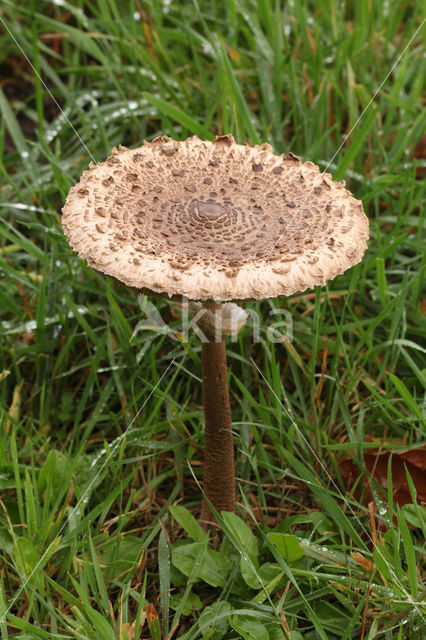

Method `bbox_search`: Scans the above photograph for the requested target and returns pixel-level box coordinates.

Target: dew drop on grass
[201,42,214,56]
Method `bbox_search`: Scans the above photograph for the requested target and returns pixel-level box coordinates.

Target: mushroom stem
[200,303,235,528]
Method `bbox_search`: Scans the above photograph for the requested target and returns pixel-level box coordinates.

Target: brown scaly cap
[61,135,369,301]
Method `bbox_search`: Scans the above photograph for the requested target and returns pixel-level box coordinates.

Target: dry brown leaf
[338,442,426,511]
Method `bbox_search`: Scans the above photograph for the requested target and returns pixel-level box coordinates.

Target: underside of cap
[61,135,369,301]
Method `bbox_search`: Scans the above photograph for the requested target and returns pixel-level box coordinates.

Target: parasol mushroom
[61,134,369,527]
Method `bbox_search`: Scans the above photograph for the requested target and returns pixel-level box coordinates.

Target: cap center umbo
[197,201,227,220]
[129,193,276,267]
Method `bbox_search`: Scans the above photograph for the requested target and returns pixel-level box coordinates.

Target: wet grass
[0,0,425,638]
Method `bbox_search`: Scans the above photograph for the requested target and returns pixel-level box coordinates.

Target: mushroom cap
[61,135,369,301]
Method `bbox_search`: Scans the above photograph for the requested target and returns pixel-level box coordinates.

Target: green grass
[0,0,425,638]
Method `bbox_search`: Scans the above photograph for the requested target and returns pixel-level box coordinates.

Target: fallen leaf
[338,443,426,512]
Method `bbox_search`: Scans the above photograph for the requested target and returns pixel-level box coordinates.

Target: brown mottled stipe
[200,304,235,526]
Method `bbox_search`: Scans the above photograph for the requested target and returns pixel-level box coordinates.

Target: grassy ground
[0,0,425,638]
